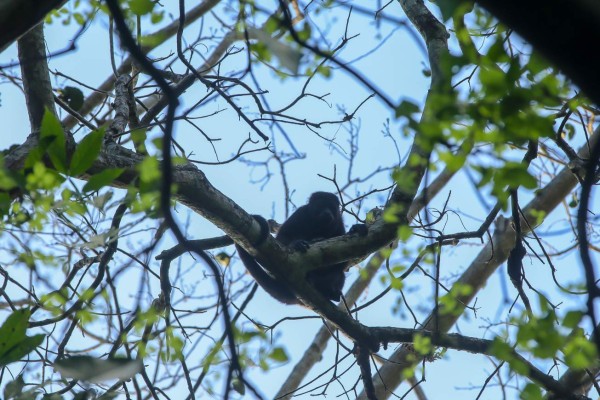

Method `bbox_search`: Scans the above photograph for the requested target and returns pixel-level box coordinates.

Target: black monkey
[235,192,367,305]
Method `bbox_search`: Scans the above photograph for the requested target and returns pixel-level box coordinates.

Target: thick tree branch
[361,128,600,399]
[17,23,57,131]
[372,329,579,399]
[0,0,66,52]
[3,0,450,358]
[474,0,600,105]
[276,164,461,398]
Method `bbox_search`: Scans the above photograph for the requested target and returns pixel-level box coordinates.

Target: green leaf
[268,347,289,362]
[439,150,466,171]
[0,192,11,215]
[73,12,86,26]
[487,38,511,64]
[520,383,543,400]
[70,128,104,176]
[131,128,147,154]
[563,332,597,370]
[82,168,124,192]
[166,331,184,361]
[150,10,164,24]
[508,356,529,375]
[139,31,168,48]
[250,42,272,63]
[397,225,412,242]
[0,309,32,354]
[479,67,507,98]
[296,22,312,42]
[129,0,154,15]
[526,52,550,76]
[138,156,160,184]
[437,0,465,21]
[40,109,68,172]
[395,100,420,119]
[24,144,45,170]
[495,163,537,191]
[0,162,19,191]
[231,376,246,395]
[0,334,45,366]
[562,310,584,328]
[489,337,512,358]
[0,309,45,366]
[264,15,282,34]
[3,375,25,399]
[316,65,332,78]
[390,276,403,290]
[413,334,432,355]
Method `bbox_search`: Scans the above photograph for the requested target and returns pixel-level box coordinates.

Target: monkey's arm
[290,223,366,249]
[275,205,313,244]
[348,223,368,236]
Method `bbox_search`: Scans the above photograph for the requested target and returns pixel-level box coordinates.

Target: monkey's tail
[235,244,299,305]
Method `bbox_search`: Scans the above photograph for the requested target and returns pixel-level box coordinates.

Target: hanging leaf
[70,128,104,176]
[40,110,68,173]
[82,168,124,192]
[0,309,45,366]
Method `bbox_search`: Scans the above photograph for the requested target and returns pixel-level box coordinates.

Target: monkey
[235,192,368,305]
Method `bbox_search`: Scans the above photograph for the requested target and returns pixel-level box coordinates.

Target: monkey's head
[308,192,341,228]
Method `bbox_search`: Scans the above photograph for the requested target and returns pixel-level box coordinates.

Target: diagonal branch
[360,127,600,399]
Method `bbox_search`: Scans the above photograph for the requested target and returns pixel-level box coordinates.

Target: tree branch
[474,0,600,105]
[360,127,600,399]
[0,0,66,52]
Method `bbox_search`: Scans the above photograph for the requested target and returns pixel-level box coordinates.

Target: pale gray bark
[359,129,600,399]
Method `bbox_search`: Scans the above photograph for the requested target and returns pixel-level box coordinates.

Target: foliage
[0,0,598,399]
[0,310,44,367]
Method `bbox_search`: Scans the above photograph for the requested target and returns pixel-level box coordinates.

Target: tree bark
[0,0,66,53]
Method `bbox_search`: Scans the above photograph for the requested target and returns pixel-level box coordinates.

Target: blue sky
[0,2,594,399]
